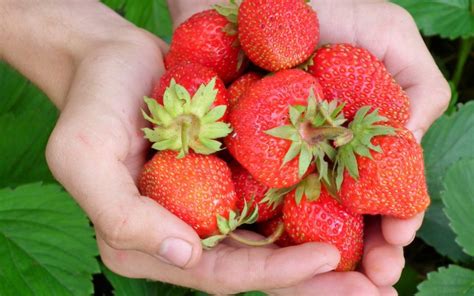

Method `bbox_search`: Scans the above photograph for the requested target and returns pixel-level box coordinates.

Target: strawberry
[151,63,229,119]
[165,9,247,83]
[335,109,430,218]
[230,162,289,222]
[143,77,232,157]
[306,43,410,125]
[138,151,238,238]
[257,216,295,248]
[228,72,262,108]
[238,0,319,71]
[226,69,349,189]
[283,181,364,271]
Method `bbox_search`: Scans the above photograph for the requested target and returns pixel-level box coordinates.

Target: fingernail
[158,238,193,268]
[315,263,337,273]
[413,129,424,143]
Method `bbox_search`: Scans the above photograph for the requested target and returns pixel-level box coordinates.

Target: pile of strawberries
[138,0,430,271]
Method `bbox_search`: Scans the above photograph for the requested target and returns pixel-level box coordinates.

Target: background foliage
[0,0,473,295]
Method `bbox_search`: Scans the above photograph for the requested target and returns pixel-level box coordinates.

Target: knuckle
[97,207,134,250]
[386,3,416,28]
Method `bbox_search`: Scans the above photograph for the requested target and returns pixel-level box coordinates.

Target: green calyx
[334,106,396,189]
[201,201,259,249]
[294,174,321,204]
[260,186,296,210]
[214,0,241,25]
[264,89,350,182]
[142,78,232,158]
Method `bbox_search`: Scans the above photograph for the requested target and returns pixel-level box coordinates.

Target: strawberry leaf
[0,183,99,295]
[416,265,474,296]
[392,0,474,39]
[418,102,474,262]
[440,159,474,256]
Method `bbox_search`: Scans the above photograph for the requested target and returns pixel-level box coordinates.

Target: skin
[0,0,449,295]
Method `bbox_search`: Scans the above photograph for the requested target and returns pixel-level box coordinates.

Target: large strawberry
[335,108,430,218]
[226,69,349,189]
[138,151,238,238]
[238,0,319,71]
[165,9,247,83]
[257,216,295,248]
[228,71,262,108]
[306,43,410,125]
[283,179,364,271]
[230,162,290,222]
[151,63,229,118]
[143,76,232,157]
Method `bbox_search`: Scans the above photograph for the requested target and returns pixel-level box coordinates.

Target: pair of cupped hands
[1,1,450,295]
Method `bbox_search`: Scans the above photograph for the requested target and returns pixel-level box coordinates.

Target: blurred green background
[0,0,473,295]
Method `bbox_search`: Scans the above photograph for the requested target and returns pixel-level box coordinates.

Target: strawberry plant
[0,0,473,295]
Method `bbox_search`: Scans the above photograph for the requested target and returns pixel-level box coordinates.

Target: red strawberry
[138,151,237,238]
[165,9,247,83]
[257,216,295,247]
[283,185,364,271]
[307,43,410,125]
[238,0,319,71]
[226,69,348,188]
[151,63,230,120]
[230,162,285,222]
[228,72,262,108]
[338,125,430,218]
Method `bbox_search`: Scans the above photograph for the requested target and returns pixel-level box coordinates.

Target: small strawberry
[283,178,364,271]
[165,9,247,83]
[228,72,262,108]
[226,69,349,189]
[230,162,290,222]
[306,44,410,125]
[151,63,229,119]
[335,108,430,218]
[138,151,238,238]
[257,216,295,248]
[143,78,232,157]
[238,0,319,71]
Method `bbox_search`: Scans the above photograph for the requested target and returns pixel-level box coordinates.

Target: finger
[381,212,425,246]
[271,272,380,296]
[379,286,398,296]
[361,217,404,287]
[98,235,340,294]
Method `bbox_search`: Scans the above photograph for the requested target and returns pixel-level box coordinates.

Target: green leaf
[416,265,474,296]
[441,159,474,256]
[0,183,99,295]
[418,102,474,261]
[102,0,173,42]
[0,63,58,187]
[391,0,474,39]
[102,264,190,296]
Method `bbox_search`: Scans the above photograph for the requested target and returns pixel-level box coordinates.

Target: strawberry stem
[228,222,285,246]
[299,122,352,146]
